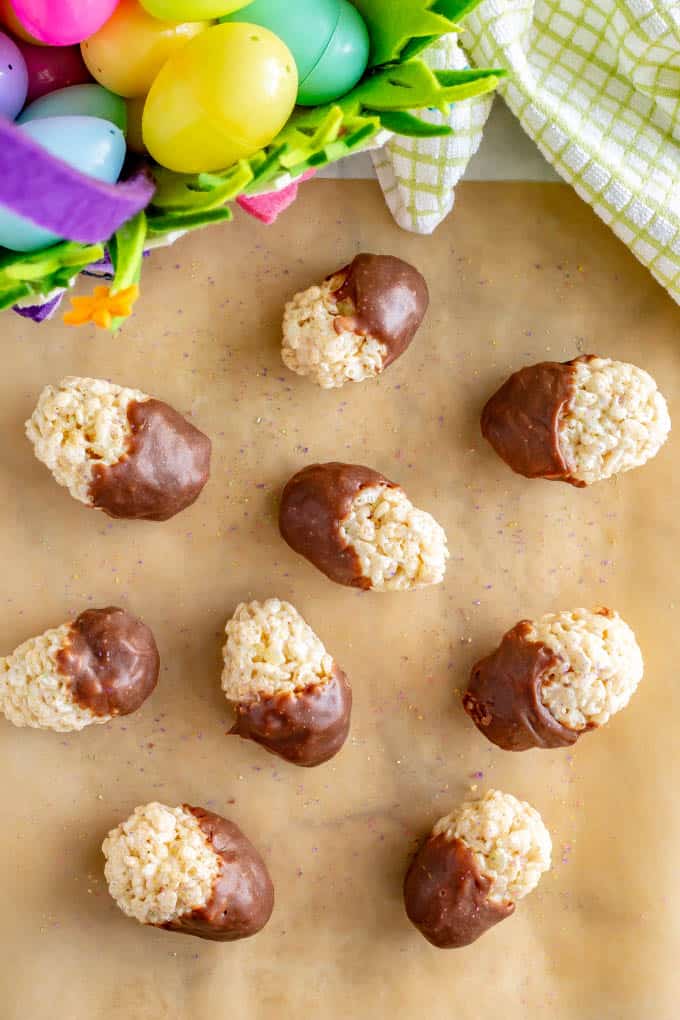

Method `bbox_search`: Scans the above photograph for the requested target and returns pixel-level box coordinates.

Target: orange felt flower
[64,285,139,329]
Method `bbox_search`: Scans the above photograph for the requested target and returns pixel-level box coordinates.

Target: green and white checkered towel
[374,0,680,307]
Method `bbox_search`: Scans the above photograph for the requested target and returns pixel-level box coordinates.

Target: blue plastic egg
[18,83,127,133]
[0,29,28,119]
[221,0,369,106]
[0,115,126,252]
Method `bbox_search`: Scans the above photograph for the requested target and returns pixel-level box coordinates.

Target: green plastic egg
[221,0,369,106]
[17,83,127,133]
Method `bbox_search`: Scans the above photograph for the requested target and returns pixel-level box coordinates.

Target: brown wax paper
[0,180,678,1020]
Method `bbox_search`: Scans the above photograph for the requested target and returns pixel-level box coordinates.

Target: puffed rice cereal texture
[102,802,220,926]
[531,607,643,731]
[221,599,335,703]
[0,622,109,732]
[26,376,148,505]
[340,484,449,591]
[560,358,670,485]
[282,276,388,389]
[433,790,552,904]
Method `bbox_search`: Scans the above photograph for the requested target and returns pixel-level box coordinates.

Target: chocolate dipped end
[90,399,212,522]
[481,360,584,486]
[332,253,429,368]
[57,607,159,718]
[404,834,514,948]
[463,621,579,751]
[231,665,352,767]
[279,462,396,588]
[162,808,274,942]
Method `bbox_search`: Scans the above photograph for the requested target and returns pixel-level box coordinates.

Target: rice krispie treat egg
[222,599,352,767]
[481,356,670,485]
[0,607,159,732]
[281,253,429,389]
[403,790,551,948]
[103,802,274,941]
[279,462,449,591]
[26,376,212,521]
[464,607,642,750]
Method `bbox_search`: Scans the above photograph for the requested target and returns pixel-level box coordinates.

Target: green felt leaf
[399,0,485,59]
[435,67,506,85]
[0,241,104,313]
[378,111,453,135]
[109,212,147,294]
[0,241,103,280]
[106,211,148,331]
[0,281,30,311]
[350,0,457,66]
[151,161,253,212]
[433,0,486,18]
[147,206,233,235]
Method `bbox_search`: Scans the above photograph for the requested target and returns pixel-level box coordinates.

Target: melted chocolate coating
[56,607,159,717]
[481,358,589,486]
[162,807,274,942]
[463,621,580,751]
[230,665,352,767]
[404,833,514,948]
[90,399,211,522]
[331,253,429,367]
[279,462,397,588]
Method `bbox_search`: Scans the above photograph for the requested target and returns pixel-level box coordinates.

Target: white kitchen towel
[373,33,494,234]
[374,0,680,307]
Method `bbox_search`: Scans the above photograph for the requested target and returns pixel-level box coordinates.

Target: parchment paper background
[1,181,678,1020]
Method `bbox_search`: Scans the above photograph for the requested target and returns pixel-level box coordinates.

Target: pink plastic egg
[16,39,92,102]
[6,0,120,46]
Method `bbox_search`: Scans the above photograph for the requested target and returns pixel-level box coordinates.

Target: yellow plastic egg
[81,0,206,99]
[142,22,298,174]
[140,1,250,17]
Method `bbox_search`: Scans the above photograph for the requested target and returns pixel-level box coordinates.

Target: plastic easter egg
[0,0,41,43]
[222,0,369,106]
[299,1,369,105]
[0,115,126,251]
[15,40,92,103]
[125,94,146,152]
[6,0,120,47]
[142,22,297,174]
[140,0,249,18]
[0,30,27,119]
[81,0,206,99]
[18,83,127,132]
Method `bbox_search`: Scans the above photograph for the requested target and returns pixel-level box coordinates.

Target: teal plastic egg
[0,115,126,252]
[221,0,369,106]
[17,83,127,133]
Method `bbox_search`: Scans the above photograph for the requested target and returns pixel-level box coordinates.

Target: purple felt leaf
[13,291,64,322]
[0,119,155,245]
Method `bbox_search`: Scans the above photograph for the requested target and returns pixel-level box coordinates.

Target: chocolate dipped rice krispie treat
[0,607,159,732]
[282,254,429,389]
[404,790,551,948]
[279,462,448,591]
[464,608,643,751]
[103,802,274,941]
[481,356,670,485]
[222,598,351,767]
[26,376,211,521]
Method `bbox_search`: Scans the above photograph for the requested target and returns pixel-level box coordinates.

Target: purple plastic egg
[0,30,27,119]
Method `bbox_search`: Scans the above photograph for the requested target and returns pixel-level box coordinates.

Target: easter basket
[0,0,505,329]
